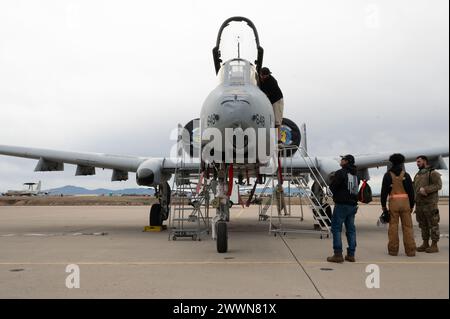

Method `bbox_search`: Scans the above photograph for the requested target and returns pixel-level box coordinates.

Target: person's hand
[419,187,427,196]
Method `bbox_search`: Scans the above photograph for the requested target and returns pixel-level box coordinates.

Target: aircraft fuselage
[200,59,275,169]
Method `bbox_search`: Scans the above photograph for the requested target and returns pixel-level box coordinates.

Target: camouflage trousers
[415,204,440,242]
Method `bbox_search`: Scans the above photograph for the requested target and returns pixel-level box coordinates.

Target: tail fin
[300,123,307,156]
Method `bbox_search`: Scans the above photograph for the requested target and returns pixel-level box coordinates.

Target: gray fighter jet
[0,17,448,253]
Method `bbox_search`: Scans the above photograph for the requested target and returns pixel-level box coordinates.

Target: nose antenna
[212,16,264,74]
[237,36,240,59]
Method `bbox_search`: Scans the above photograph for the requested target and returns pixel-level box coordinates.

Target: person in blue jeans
[327,154,360,263]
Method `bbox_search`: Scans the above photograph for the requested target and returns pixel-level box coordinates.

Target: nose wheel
[216,221,228,253]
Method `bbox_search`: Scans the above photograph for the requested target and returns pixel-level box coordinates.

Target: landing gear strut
[149,182,171,227]
[212,164,232,253]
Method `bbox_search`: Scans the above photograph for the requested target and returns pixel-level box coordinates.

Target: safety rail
[264,144,332,238]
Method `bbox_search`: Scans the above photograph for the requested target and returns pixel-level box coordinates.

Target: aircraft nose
[220,99,252,127]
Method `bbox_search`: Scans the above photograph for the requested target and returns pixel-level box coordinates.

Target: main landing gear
[149,182,171,227]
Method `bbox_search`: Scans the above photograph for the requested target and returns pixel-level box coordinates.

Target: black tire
[149,203,162,226]
[279,118,301,157]
[216,222,228,253]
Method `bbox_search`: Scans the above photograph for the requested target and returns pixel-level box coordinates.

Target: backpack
[358,180,373,204]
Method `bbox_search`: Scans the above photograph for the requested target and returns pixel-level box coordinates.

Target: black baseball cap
[260,67,271,75]
[340,154,355,164]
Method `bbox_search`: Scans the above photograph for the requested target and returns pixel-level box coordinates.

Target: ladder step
[172,217,198,222]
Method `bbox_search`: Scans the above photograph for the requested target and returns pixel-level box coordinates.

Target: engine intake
[136,159,166,186]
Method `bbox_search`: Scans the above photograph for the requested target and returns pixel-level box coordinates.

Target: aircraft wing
[350,147,449,170]
[0,144,448,183]
[283,146,449,181]
[0,144,200,182]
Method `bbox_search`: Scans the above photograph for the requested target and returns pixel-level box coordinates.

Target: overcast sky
[0,0,448,193]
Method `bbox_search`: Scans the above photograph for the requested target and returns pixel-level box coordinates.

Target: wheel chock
[143,225,167,232]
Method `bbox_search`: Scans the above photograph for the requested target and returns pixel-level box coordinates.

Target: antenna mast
[237,36,240,59]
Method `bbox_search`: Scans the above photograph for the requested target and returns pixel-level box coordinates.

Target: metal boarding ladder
[267,144,332,238]
[168,158,210,241]
[285,146,332,199]
[291,175,331,237]
[257,177,274,221]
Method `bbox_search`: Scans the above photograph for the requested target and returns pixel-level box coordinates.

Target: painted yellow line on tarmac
[0,261,447,266]
[302,261,449,265]
[0,261,296,266]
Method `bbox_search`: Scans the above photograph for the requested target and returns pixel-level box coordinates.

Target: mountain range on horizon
[45,185,154,196]
[43,185,382,196]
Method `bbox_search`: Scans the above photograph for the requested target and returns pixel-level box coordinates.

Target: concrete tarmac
[0,204,448,299]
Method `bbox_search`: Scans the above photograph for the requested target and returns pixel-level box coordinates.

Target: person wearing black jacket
[380,153,416,257]
[327,154,360,263]
[259,67,284,130]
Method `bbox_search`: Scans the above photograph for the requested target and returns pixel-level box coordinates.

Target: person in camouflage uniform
[414,155,443,253]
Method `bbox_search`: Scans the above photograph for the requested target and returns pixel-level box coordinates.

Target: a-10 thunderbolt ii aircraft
[0,17,448,253]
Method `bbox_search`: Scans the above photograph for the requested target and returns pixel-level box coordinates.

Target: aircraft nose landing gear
[212,195,231,253]
[216,221,228,253]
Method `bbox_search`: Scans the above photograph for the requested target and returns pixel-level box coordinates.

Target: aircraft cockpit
[218,59,258,86]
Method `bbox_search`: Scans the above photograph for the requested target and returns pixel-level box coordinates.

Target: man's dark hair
[260,67,271,76]
[389,153,405,166]
[416,155,429,162]
[341,154,355,165]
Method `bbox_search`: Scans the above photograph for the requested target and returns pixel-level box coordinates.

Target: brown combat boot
[327,253,344,263]
[416,240,429,252]
[345,255,355,262]
[388,251,398,256]
[425,241,439,253]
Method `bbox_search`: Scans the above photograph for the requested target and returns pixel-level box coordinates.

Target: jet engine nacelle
[136,159,168,186]
[181,118,201,158]
[315,158,341,185]
[316,158,371,185]
[279,118,301,157]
